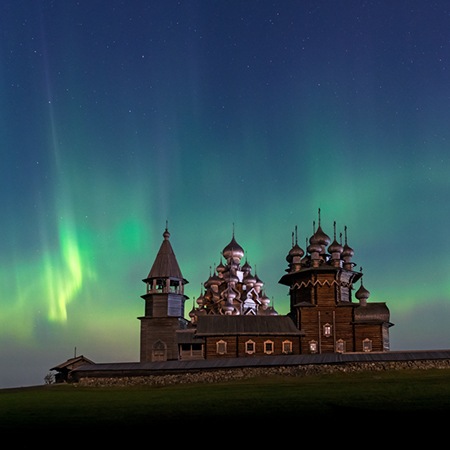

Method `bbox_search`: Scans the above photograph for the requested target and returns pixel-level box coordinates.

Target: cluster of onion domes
[285,211,371,305]
[189,233,277,322]
[285,219,356,272]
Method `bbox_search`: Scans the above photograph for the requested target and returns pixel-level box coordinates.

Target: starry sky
[1,0,450,388]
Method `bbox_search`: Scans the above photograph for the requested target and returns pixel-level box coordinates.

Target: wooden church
[139,211,393,362]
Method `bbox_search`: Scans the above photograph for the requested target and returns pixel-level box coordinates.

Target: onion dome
[268,302,278,315]
[226,288,237,301]
[307,235,322,255]
[242,259,252,273]
[216,258,226,275]
[244,271,257,287]
[286,227,304,262]
[196,291,205,307]
[314,209,331,246]
[342,243,354,259]
[328,238,343,268]
[260,292,270,307]
[254,274,264,288]
[355,280,370,306]
[309,230,319,245]
[204,273,222,289]
[328,221,343,265]
[225,270,239,284]
[341,225,355,270]
[290,242,305,258]
[222,234,244,263]
[290,243,304,270]
[341,225,353,256]
[223,294,235,315]
[314,225,331,247]
[328,239,343,254]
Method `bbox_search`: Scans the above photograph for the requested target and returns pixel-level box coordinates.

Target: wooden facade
[140,213,393,363]
[201,335,302,359]
[194,315,303,359]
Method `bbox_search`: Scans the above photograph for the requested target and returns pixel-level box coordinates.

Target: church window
[264,340,274,355]
[245,340,256,354]
[152,340,167,362]
[336,339,345,353]
[363,338,372,352]
[282,340,292,354]
[216,340,227,355]
[309,340,318,354]
[323,323,332,337]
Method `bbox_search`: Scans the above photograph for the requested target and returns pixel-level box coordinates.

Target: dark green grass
[2,368,450,435]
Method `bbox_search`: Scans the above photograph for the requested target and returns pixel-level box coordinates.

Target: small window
[264,340,274,355]
[309,340,318,354]
[363,338,372,352]
[152,340,167,362]
[216,340,227,355]
[152,340,166,356]
[323,323,332,337]
[336,339,345,353]
[282,340,292,354]
[245,340,256,354]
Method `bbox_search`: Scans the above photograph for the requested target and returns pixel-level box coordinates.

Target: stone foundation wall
[76,359,450,387]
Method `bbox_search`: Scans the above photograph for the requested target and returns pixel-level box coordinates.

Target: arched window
[336,339,345,353]
[363,338,372,352]
[264,340,274,355]
[282,340,292,354]
[245,340,256,354]
[152,340,167,362]
[323,323,332,337]
[309,340,318,354]
[216,340,227,355]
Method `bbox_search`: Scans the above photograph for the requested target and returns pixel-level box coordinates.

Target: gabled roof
[50,355,95,371]
[145,227,185,282]
[195,315,303,336]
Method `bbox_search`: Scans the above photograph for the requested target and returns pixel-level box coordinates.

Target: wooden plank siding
[204,335,301,359]
[140,317,181,362]
[299,304,356,354]
[354,324,385,352]
[314,274,339,306]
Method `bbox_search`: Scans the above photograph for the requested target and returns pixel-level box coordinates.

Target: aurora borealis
[1,1,450,388]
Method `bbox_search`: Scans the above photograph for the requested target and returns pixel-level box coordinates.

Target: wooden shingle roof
[144,228,186,282]
[195,315,303,336]
[50,355,95,371]
[354,302,392,324]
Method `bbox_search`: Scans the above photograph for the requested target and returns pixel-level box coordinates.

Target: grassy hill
[2,368,450,436]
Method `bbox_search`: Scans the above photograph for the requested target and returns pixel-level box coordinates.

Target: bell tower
[138,225,188,362]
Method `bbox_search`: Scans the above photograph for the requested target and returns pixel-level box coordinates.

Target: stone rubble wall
[75,359,450,387]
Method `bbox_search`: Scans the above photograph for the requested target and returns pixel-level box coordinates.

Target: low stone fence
[76,359,450,387]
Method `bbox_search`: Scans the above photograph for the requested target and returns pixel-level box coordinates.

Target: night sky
[2,1,450,388]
